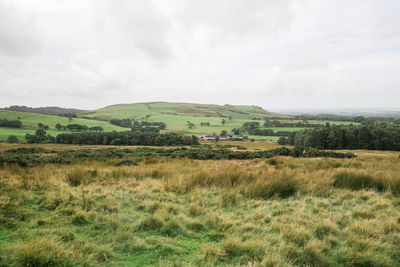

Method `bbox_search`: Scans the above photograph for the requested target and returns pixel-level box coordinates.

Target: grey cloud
[94,0,172,60]
[0,0,399,109]
[0,1,40,57]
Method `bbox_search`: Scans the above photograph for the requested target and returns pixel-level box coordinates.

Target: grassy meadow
[0,110,125,141]
[0,143,400,266]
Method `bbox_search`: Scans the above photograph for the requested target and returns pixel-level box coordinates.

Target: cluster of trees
[25,129,55,144]
[55,132,198,146]
[55,123,103,132]
[0,119,22,128]
[281,124,400,151]
[37,123,49,130]
[263,120,323,128]
[294,115,400,124]
[231,121,293,137]
[200,122,211,126]
[58,113,78,120]
[110,119,167,131]
[110,118,134,128]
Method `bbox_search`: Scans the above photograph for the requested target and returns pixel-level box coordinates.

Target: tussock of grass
[137,215,164,231]
[314,220,338,239]
[221,237,265,262]
[246,174,299,199]
[333,171,386,191]
[203,244,226,262]
[14,239,72,267]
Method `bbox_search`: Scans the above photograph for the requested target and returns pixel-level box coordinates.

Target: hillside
[2,105,86,116]
[81,102,282,120]
[80,102,287,137]
[0,110,125,141]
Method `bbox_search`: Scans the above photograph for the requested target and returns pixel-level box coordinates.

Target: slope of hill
[81,102,282,120]
[2,105,86,115]
[0,110,126,141]
[79,102,287,136]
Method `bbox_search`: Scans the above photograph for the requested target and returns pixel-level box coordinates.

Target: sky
[0,0,399,110]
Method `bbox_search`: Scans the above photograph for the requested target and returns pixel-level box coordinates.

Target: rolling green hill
[0,110,126,141]
[81,102,282,120]
[79,102,286,136]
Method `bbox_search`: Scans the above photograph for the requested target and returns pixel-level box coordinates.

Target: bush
[333,171,386,191]
[7,135,18,143]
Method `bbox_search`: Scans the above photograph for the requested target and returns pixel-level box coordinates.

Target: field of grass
[0,143,399,266]
[80,102,285,137]
[0,110,126,141]
[82,102,282,120]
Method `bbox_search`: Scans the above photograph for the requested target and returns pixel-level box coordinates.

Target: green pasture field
[0,110,126,141]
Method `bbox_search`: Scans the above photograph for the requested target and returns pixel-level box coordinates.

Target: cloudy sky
[0,0,399,110]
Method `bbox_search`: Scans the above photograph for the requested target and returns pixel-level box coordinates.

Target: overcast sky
[0,0,399,110]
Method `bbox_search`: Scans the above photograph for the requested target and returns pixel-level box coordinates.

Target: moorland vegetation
[0,142,399,266]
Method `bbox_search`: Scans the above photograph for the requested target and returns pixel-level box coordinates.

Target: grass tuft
[14,239,71,267]
[333,171,386,191]
[137,215,163,231]
[247,175,298,199]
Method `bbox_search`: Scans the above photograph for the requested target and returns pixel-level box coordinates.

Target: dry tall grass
[0,144,399,266]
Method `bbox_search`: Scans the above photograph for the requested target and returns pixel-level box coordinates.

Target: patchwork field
[0,110,126,141]
[0,143,399,266]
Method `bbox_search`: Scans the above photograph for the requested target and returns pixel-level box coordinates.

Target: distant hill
[2,105,86,116]
[80,102,283,120]
[78,102,287,136]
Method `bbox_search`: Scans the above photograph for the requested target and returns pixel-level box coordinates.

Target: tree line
[231,121,294,137]
[280,123,400,151]
[109,118,166,130]
[55,123,103,132]
[0,119,22,128]
[24,129,198,146]
[294,115,400,124]
[55,132,198,146]
[263,120,324,128]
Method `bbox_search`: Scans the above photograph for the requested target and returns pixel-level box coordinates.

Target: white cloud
[0,0,399,109]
